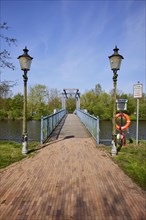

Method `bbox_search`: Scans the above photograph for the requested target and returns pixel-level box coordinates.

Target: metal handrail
[76,109,99,144]
[40,109,67,144]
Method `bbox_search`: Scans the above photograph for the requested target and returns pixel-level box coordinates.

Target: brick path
[0,114,146,220]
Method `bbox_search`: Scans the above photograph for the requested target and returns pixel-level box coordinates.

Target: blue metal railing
[40,109,67,144]
[76,109,99,144]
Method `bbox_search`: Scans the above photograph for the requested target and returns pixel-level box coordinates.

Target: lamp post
[18,47,33,154]
[109,46,124,155]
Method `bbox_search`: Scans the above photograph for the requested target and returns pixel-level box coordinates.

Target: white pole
[136,98,139,145]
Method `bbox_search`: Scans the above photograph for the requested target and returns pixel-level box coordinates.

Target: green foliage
[0,83,145,120]
[48,97,62,114]
[81,91,97,115]
[0,84,62,120]
[80,84,146,120]
[8,93,23,119]
[27,85,62,119]
[28,84,49,119]
[113,143,146,190]
[96,93,113,119]
[139,95,146,120]
[81,89,112,119]
[66,98,76,113]
[0,109,8,119]
[0,93,23,119]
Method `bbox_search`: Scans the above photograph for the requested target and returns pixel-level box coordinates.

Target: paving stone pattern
[0,114,145,220]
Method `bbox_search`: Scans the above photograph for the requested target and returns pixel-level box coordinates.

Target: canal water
[0,119,145,144]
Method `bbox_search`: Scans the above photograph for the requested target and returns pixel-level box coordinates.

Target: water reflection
[0,120,40,142]
[0,120,145,143]
[99,120,146,144]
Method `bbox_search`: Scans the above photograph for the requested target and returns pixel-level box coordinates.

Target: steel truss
[62,88,80,109]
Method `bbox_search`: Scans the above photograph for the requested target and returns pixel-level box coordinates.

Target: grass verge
[98,141,146,190]
[112,141,146,190]
[0,141,40,169]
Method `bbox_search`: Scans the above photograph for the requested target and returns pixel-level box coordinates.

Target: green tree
[80,89,112,119]
[94,93,112,119]
[7,93,23,119]
[81,90,97,115]
[0,94,23,119]
[28,84,49,119]
[66,98,76,113]
[48,97,61,114]
[138,94,146,120]
[47,88,62,114]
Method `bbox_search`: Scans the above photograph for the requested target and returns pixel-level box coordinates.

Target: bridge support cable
[40,109,67,144]
[76,109,99,144]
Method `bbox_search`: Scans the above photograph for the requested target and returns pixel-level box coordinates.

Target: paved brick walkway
[0,115,146,220]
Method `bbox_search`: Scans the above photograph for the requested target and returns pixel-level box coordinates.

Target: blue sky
[1,0,146,96]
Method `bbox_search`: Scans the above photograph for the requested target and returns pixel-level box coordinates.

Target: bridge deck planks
[58,114,91,139]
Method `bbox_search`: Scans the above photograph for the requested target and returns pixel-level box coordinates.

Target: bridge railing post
[40,116,44,144]
[96,117,99,144]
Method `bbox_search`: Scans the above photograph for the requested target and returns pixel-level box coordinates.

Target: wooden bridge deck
[58,114,91,139]
[0,114,145,220]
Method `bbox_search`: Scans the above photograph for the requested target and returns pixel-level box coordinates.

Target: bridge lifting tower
[62,88,80,110]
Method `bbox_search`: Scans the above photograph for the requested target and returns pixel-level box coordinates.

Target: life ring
[116,113,131,131]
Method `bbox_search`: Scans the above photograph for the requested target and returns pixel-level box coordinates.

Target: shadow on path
[28,135,75,154]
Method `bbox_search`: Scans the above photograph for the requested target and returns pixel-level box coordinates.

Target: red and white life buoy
[116,113,131,131]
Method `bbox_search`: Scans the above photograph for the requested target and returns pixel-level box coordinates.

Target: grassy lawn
[113,141,146,190]
[0,141,40,169]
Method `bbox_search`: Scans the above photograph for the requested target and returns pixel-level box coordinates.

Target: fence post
[40,116,44,144]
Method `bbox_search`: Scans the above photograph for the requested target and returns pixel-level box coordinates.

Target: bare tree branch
[0,22,17,70]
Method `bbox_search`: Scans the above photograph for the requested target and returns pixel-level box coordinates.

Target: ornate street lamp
[109,46,124,155]
[18,47,33,154]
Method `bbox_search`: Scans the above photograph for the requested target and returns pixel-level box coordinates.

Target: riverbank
[0,141,40,169]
